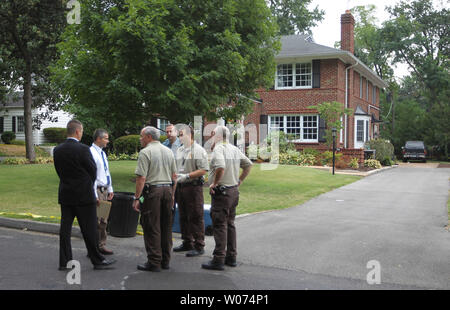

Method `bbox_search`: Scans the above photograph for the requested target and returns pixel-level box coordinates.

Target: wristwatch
[133,196,140,201]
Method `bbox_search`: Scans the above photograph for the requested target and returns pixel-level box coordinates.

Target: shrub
[43,127,67,144]
[301,148,320,158]
[108,153,119,161]
[364,139,395,163]
[114,135,140,155]
[364,159,382,169]
[278,150,316,166]
[349,157,359,169]
[320,151,342,166]
[160,134,168,142]
[1,131,16,144]
[264,131,296,154]
[130,152,139,160]
[33,157,54,164]
[1,157,28,165]
[381,156,393,166]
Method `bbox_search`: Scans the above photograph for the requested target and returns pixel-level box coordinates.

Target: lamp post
[332,127,337,175]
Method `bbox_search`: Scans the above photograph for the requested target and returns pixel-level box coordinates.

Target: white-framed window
[276,62,312,89]
[17,116,24,133]
[157,118,170,131]
[269,115,318,142]
[356,120,364,142]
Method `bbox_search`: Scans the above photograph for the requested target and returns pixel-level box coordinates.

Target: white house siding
[34,108,72,145]
[0,107,72,145]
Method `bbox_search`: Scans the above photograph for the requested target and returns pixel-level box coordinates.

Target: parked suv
[402,141,427,163]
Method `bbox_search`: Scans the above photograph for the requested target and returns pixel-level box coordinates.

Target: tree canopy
[52,0,281,135]
[267,0,324,36]
[0,0,66,160]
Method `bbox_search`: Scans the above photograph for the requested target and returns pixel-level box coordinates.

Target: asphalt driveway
[235,165,450,289]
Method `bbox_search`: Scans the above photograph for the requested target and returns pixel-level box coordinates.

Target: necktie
[101,151,111,186]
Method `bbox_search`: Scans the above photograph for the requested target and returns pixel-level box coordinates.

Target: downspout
[345,59,358,148]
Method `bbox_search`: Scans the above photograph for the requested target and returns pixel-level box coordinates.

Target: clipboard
[97,200,112,221]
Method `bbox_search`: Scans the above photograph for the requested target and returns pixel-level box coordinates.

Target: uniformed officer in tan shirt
[201,125,252,271]
[133,126,177,272]
[173,125,209,257]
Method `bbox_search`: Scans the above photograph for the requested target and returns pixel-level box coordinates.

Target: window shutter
[0,117,3,133]
[260,115,268,125]
[318,116,326,142]
[12,116,16,133]
[365,120,369,142]
[150,117,158,128]
[312,60,321,88]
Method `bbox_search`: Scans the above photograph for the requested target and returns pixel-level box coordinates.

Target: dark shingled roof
[0,92,24,108]
[278,35,347,58]
[277,35,388,89]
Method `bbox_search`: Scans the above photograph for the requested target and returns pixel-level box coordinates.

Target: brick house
[244,11,387,161]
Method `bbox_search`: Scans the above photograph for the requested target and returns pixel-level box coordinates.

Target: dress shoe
[161,262,170,270]
[186,249,205,257]
[225,257,237,267]
[137,262,161,272]
[173,243,193,252]
[99,247,114,255]
[93,259,116,270]
[201,260,225,271]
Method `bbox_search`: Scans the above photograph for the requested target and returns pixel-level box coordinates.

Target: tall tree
[52,0,281,132]
[0,0,66,160]
[267,0,324,35]
[382,0,449,111]
[351,5,394,81]
[381,0,449,157]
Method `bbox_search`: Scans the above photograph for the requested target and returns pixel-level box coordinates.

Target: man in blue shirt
[162,123,181,157]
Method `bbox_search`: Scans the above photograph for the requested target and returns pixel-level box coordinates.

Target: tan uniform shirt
[176,142,209,184]
[209,142,253,187]
[135,141,176,185]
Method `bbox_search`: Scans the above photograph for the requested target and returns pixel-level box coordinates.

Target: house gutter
[345,59,359,149]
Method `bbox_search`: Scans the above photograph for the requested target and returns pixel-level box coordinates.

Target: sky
[307,0,418,79]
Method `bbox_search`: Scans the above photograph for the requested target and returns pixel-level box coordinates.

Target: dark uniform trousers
[140,186,174,267]
[210,187,239,264]
[176,184,205,250]
[60,203,105,267]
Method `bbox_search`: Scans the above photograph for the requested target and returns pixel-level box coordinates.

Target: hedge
[43,127,67,144]
[114,135,141,155]
[1,131,16,144]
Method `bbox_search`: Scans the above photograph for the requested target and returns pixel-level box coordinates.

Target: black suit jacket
[54,138,97,206]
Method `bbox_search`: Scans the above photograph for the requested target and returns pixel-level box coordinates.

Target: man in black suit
[53,119,116,270]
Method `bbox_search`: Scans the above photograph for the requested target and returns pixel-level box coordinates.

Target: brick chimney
[341,10,355,54]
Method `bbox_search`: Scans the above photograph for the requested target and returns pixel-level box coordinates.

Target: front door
[354,116,370,149]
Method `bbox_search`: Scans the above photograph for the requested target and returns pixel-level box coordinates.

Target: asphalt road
[0,165,448,290]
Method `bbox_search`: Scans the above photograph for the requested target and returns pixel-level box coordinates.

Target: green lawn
[0,161,361,221]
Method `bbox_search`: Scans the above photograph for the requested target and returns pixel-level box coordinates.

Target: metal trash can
[107,192,140,237]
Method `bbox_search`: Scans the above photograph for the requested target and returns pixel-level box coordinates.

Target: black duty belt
[149,184,172,188]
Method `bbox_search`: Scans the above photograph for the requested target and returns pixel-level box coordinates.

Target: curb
[365,165,398,176]
[0,216,82,238]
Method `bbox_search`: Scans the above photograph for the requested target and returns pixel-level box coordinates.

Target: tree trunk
[23,63,35,161]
